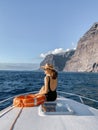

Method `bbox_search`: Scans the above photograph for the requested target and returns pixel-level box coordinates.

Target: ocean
[0,71,98,110]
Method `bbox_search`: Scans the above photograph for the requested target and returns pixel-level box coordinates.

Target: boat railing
[0,91,98,111]
[57,91,98,109]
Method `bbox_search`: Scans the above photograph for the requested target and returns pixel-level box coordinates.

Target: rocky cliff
[40,49,75,71]
[64,22,98,72]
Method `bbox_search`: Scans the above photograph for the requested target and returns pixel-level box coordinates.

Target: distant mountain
[64,22,98,72]
[0,63,39,71]
[40,22,98,72]
[40,49,75,71]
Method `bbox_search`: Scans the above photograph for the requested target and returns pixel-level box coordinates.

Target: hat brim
[41,66,45,69]
[41,66,55,70]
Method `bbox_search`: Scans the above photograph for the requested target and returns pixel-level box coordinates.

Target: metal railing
[57,91,98,109]
[0,91,98,111]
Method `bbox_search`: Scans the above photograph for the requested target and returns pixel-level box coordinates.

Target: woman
[13,63,58,107]
[39,63,58,101]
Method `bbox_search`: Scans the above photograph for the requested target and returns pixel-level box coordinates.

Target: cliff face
[40,50,75,71]
[64,22,98,72]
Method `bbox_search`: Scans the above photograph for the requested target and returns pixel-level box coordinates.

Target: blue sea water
[0,71,98,110]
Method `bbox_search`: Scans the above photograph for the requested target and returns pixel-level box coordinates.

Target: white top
[0,97,98,130]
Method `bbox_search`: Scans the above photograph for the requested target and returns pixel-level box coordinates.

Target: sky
[0,0,98,64]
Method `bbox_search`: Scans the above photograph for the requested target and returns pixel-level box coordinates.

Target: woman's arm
[39,76,49,94]
[39,86,45,93]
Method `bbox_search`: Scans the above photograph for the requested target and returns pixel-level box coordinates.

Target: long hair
[51,70,58,79]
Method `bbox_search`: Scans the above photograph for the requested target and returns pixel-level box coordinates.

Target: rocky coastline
[40,23,98,72]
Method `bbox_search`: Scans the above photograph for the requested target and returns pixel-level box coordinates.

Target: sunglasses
[44,68,48,71]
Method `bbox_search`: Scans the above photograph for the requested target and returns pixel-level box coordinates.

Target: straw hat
[41,63,55,70]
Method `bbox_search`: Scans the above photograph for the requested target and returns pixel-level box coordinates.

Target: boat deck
[0,97,98,130]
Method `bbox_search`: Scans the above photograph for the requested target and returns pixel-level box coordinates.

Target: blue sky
[0,0,98,64]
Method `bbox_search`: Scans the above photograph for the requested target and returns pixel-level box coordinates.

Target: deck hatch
[39,101,74,115]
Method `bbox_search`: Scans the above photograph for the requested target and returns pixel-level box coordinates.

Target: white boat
[0,91,98,130]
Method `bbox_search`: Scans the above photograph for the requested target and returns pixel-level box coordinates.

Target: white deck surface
[0,97,98,130]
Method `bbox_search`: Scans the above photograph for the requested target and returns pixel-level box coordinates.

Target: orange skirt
[13,94,46,107]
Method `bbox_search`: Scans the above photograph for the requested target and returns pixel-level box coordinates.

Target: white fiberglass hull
[0,97,98,130]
